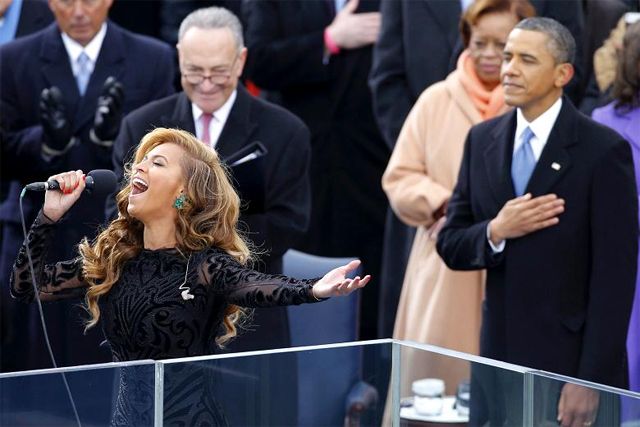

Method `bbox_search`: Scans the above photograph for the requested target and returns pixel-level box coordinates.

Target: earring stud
[173,193,187,209]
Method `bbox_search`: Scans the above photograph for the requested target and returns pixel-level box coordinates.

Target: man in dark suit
[369,0,587,338]
[109,6,311,352]
[243,0,390,340]
[0,0,175,372]
[437,18,637,426]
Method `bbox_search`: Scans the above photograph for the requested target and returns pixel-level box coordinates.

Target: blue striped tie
[511,127,536,196]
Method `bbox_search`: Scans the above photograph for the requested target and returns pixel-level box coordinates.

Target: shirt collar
[191,89,237,125]
[60,22,107,63]
[515,96,563,147]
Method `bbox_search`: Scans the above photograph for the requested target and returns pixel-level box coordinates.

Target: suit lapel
[215,86,258,161]
[39,24,80,118]
[159,92,196,134]
[73,21,126,132]
[484,110,517,203]
[526,100,577,196]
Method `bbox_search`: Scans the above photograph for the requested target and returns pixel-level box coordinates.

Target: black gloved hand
[92,76,124,143]
[40,86,72,152]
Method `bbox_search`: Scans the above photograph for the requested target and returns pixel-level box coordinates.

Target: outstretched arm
[202,252,369,307]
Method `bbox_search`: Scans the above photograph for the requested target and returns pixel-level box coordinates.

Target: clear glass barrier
[394,340,531,427]
[158,340,393,426]
[0,360,156,426]
[531,371,640,427]
[3,341,638,427]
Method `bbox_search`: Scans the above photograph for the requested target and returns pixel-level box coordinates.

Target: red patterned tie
[201,113,213,146]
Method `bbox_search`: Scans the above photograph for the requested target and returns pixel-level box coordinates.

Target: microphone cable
[19,187,82,427]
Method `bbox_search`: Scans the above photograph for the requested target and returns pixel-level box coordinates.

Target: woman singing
[10,127,369,425]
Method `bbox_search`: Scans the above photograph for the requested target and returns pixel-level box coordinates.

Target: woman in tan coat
[382,0,534,395]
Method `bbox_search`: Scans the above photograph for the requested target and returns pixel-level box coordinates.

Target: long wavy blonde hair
[78,127,252,347]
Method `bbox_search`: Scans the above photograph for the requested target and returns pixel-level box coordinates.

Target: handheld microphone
[25,169,117,195]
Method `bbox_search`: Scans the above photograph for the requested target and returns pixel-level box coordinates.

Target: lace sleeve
[198,249,322,307]
[10,211,88,303]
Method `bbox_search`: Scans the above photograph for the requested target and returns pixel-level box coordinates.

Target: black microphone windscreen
[86,169,117,194]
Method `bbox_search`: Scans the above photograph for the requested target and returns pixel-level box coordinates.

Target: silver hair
[178,6,244,51]
[515,17,576,64]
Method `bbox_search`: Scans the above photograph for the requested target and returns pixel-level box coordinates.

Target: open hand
[312,260,371,299]
[489,193,564,245]
[557,383,599,427]
[43,170,86,222]
[326,0,381,50]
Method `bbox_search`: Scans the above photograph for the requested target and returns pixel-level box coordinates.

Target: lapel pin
[551,162,561,171]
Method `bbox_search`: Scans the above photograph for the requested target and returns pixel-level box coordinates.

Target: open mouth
[131,177,149,195]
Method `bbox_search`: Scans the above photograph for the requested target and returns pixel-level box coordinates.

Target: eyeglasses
[182,72,233,86]
[181,56,239,86]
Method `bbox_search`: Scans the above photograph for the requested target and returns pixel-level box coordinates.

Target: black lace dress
[10,212,320,426]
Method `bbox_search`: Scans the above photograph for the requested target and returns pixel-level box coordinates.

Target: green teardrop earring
[173,193,187,210]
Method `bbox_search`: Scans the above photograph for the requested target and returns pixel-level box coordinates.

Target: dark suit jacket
[437,98,637,388]
[15,0,53,39]
[0,20,175,371]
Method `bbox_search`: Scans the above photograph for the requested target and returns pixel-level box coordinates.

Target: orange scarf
[457,50,505,120]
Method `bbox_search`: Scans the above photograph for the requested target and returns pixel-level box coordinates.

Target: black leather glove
[91,76,124,144]
[40,86,73,153]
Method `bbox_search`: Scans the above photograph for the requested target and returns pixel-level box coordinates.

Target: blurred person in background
[243,0,389,340]
[591,20,640,419]
[382,0,533,399]
[578,0,629,114]
[0,0,175,372]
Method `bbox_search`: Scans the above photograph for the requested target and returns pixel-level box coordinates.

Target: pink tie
[200,113,213,146]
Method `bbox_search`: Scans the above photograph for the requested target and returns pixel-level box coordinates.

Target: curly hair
[612,22,640,113]
[78,127,252,347]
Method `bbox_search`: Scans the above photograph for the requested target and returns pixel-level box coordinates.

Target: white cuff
[41,136,78,161]
[89,128,114,148]
[486,224,505,253]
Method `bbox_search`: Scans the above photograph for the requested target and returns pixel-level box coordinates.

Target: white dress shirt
[488,97,563,252]
[191,89,237,148]
[60,23,107,80]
